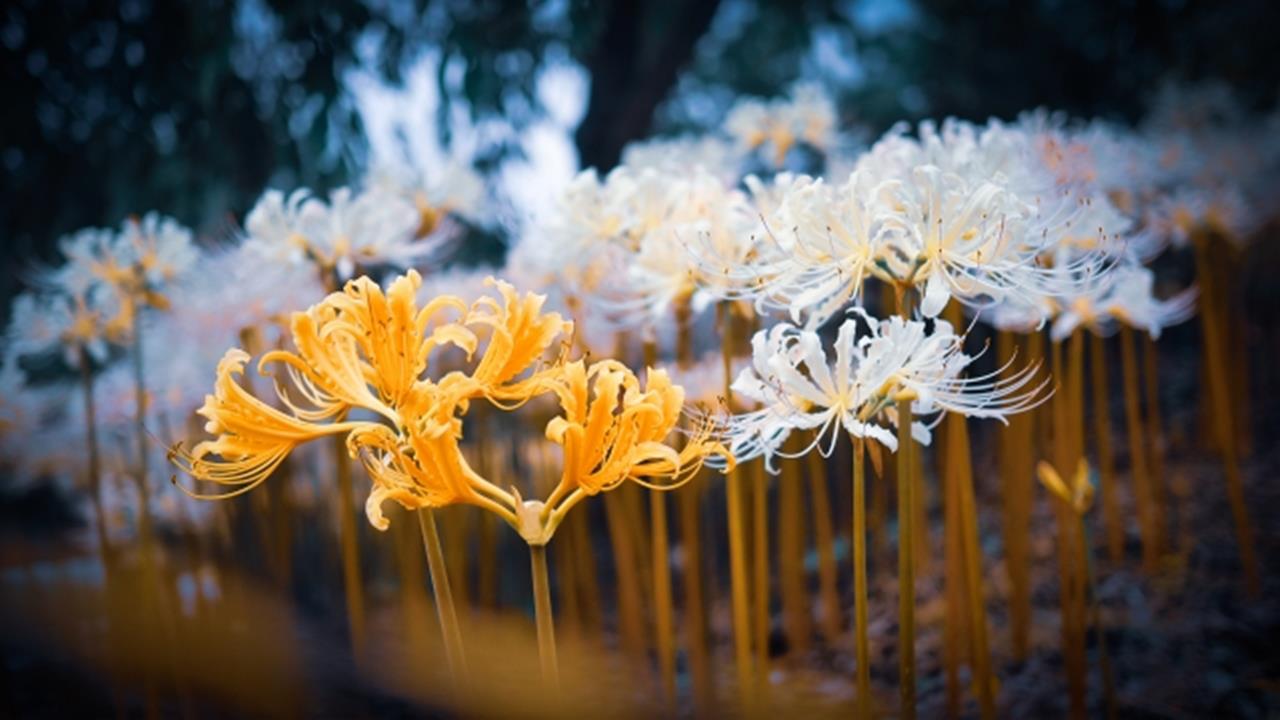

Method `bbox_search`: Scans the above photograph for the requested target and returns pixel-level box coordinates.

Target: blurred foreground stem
[529,543,560,690]
[418,510,468,686]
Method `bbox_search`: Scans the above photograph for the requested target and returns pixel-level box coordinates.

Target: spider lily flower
[174,348,370,499]
[119,213,199,290]
[718,311,1048,472]
[752,171,884,326]
[244,185,444,283]
[1050,264,1196,341]
[603,169,758,324]
[528,169,633,298]
[518,360,733,545]
[166,271,549,522]
[172,269,476,500]
[366,159,488,233]
[6,286,119,367]
[725,82,837,165]
[621,134,742,185]
[873,164,1053,317]
[1145,187,1254,249]
[462,278,574,398]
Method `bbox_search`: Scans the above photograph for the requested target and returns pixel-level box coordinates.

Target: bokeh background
[6,0,1280,307]
[4,1,1280,717]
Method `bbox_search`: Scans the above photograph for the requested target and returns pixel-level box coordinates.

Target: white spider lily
[244,185,434,281]
[763,172,883,325]
[724,82,837,164]
[6,286,119,367]
[366,159,487,229]
[119,213,199,287]
[1051,264,1196,341]
[621,134,741,184]
[718,311,1047,472]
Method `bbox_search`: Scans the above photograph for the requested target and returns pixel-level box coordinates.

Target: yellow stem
[806,446,842,642]
[897,397,917,720]
[335,437,367,664]
[478,509,499,610]
[998,332,1031,659]
[1091,332,1123,564]
[894,284,917,720]
[1052,338,1087,720]
[1141,335,1168,532]
[1192,230,1259,594]
[650,489,675,705]
[569,507,603,636]
[719,301,754,708]
[680,482,714,710]
[603,492,647,659]
[749,458,770,698]
[778,438,811,655]
[943,421,964,719]
[1119,325,1159,571]
[852,435,872,720]
[641,336,676,705]
[418,510,468,686]
[529,543,560,690]
[953,415,995,719]
[670,307,713,708]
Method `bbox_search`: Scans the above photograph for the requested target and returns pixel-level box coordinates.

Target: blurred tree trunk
[575,0,722,171]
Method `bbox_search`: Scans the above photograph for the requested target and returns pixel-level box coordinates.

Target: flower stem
[1192,229,1258,595]
[806,445,841,642]
[1141,334,1168,536]
[719,301,754,708]
[529,543,560,690]
[953,415,995,720]
[778,437,811,655]
[418,509,468,686]
[79,348,112,570]
[650,489,675,706]
[643,338,676,707]
[1052,338,1087,720]
[1119,325,1159,572]
[851,435,872,720]
[896,396,916,720]
[1080,515,1118,720]
[1091,332,1123,564]
[749,458,770,698]
[678,308,714,711]
[998,331,1033,659]
[602,492,647,658]
[334,436,367,664]
[894,284,917,720]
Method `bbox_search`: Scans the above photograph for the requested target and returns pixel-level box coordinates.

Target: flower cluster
[244,182,457,285]
[717,310,1047,471]
[174,271,730,545]
[10,214,196,368]
[725,82,838,165]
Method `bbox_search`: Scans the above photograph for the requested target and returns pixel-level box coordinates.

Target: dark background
[3,0,1278,310]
